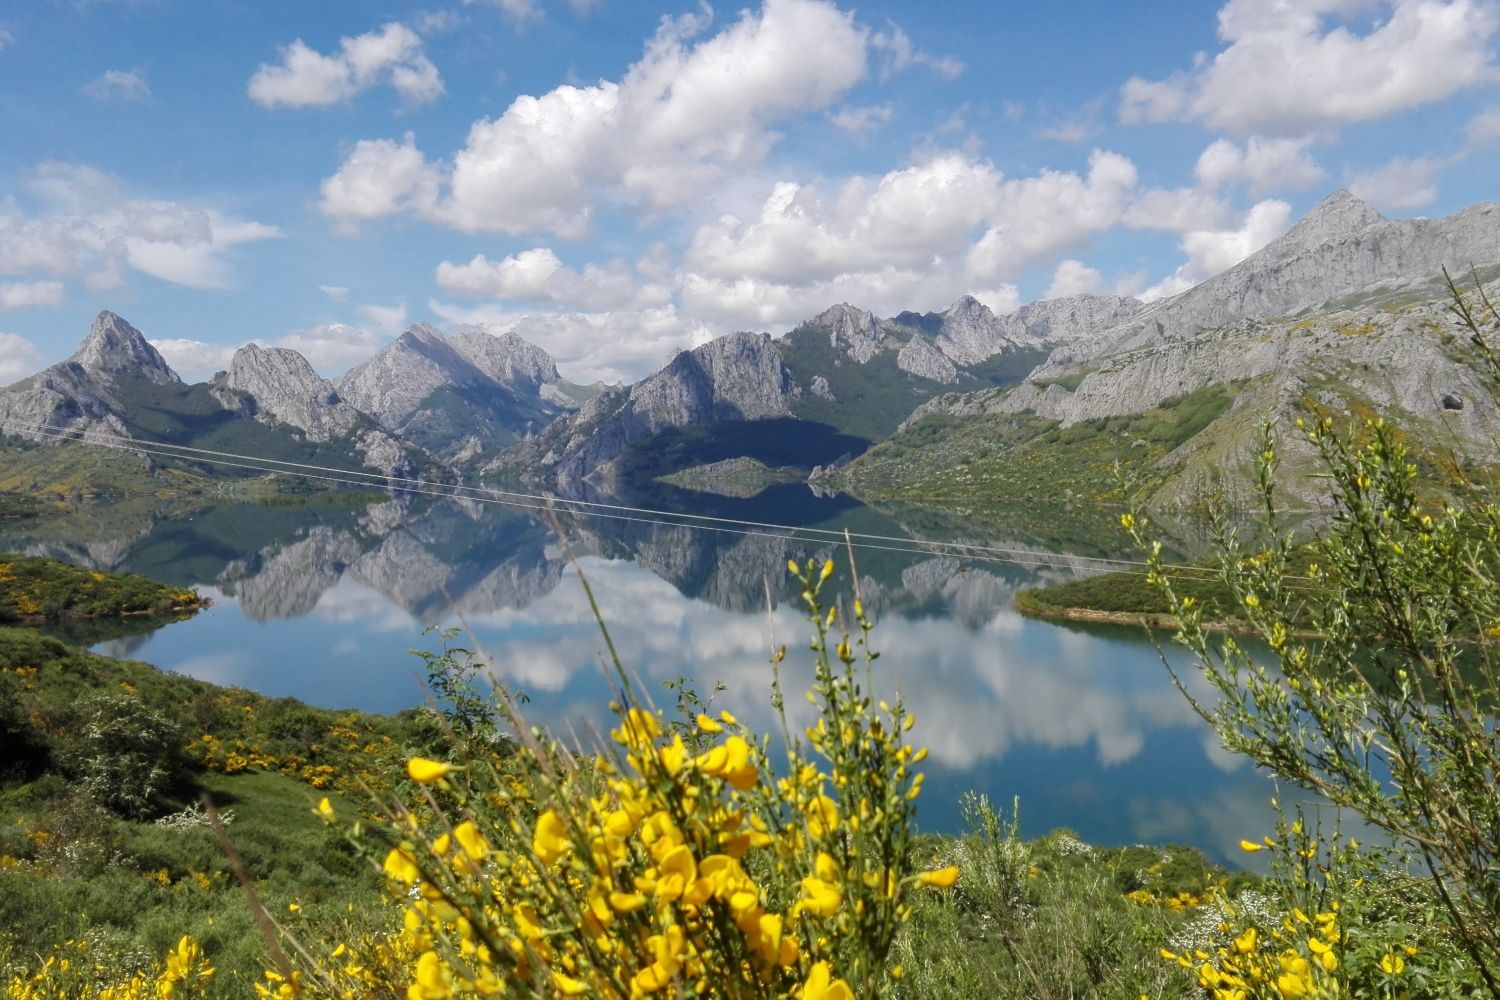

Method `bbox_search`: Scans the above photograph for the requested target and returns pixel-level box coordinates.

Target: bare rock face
[0,371,125,443]
[68,312,180,386]
[449,330,561,391]
[809,375,837,400]
[930,295,1004,365]
[503,332,796,487]
[332,324,569,460]
[1044,191,1500,371]
[0,311,178,444]
[221,343,360,442]
[896,335,960,383]
[925,293,1143,365]
[811,303,889,363]
[211,342,420,480]
[334,324,479,429]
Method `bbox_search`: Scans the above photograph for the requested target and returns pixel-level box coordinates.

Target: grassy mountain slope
[829,279,1500,510]
[777,322,1047,441]
[834,385,1237,507]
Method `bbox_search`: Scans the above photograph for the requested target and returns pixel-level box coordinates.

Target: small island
[0,553,208,625]
[656,456,806,498]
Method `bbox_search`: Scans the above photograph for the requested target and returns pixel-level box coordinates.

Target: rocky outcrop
[450,330,561,392]
[1042,191,1500,372]
[896,335,960,383]
[219,344,361,442]
[809,304,891,363]
[69,312,180,386]
[930,296,1006,365]
[334,324,568,461]
[501,332,796,487]
[895,294,1143,367]
[335,325,485,429]
[0,312,427,482]
[0,312,176,445]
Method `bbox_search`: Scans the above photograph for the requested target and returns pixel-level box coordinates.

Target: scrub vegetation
[5,282,1500,998]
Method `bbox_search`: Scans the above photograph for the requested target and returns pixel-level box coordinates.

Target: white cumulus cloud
[435,248,669,312]
[686,154,1003,285]
[1142,199,1294,300]
[248,22,443,108]
[1120,0,1500,134]
[966,149,1139,282]
[1043,260,1106,299]
[320,0,871,236]
[149,339,239,380]
[1194,135,1327,194]
[318,133,441,230]
[0,332,43,385]
[1345,155,1445,210]
[0,162,279,294]
[0,280,64,308]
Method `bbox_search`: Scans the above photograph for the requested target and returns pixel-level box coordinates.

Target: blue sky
[1,0,1497,386]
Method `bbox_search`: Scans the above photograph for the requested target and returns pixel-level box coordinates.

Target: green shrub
[1134,273,1500,994]
[65,693,189,820]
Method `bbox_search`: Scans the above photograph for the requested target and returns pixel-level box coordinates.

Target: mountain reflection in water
[0,488,1290,865]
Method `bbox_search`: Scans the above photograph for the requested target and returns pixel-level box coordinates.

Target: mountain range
[3,189,1498,507]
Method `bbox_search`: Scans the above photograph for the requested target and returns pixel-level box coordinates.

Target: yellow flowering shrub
[1154,804,1473,999]
[288,558,954,998]
[4,935,214,1000]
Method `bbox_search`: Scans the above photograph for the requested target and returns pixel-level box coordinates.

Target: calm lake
[1,484,1292,865]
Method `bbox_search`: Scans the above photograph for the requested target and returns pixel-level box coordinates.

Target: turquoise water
[1,489,1289,864]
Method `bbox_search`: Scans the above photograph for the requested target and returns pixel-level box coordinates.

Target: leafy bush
[1135,273,1500,994]
[284,558,956,998]
[66,693,189,820]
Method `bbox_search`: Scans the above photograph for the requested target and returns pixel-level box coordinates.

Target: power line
[1,415,1160,569]
[0,416,1249,581]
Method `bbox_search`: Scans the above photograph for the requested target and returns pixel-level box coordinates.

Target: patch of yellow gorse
[4,935,214,1000]
[289,558,953,998]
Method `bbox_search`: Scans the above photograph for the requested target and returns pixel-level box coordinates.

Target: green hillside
[834,385,1237,507]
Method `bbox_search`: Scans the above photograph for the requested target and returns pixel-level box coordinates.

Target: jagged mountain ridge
[0,312,151,446]
[0,312,606,487]
[0,312,434,484]
[9,189,1499,504]
[1039,190,1500,375]
[834,292,1500,510]
[499,291,1144,487]
[333,324,597,463]
[498,331,799,488]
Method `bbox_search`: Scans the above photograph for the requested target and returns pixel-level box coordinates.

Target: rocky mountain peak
[221,343,358,443]
[944,294,991,319]
[1263,188,1387,262]
[67,311,180,385]
[807,302,885,364]
[400,323,447,346]
[450,329,561,390]
[932,295,1003,365]
[228,343,330,401]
